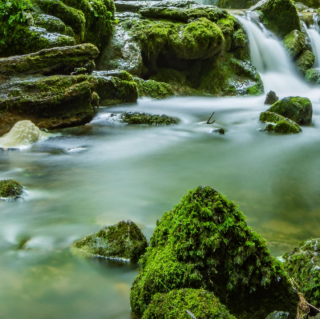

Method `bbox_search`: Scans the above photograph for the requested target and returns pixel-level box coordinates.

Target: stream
[1,12,320,319]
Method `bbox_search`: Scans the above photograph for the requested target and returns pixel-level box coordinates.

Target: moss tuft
[0,179,23,199]
[134,78,175,99]
[121,112,179,125]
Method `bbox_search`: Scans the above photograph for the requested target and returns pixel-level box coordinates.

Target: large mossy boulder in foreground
[142,289,237,319]
[260,111,301,134]
[0,71,138,136]
[130,186,299,319]
[0,180,23,199]
[121,112,179,125]
[73,220,148,262]
[267,97,313,125]
[283,238,320,308]
[258,0,301,38]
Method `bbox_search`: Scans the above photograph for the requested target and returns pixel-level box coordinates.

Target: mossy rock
[295,50,315,73]
[265,91,279,105]
[283,238,320,307]
[295,0,320,8]
[121,112,179,125]
[259,0,301,38]
[283,30,305,59]
[142,289,237,319]
[217,0,260,9]
[0,43,99,76]
[0,179,23,199]
[130,186,299,319]
[267,96,313,125]
[265,312,290,319]
[34,13,67,34]
[305,68,320,84]
[73,221,148,262]
[134,78,175,99]
[260,111,302,133]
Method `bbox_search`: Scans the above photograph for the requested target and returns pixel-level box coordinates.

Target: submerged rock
[73,220,148,262]
[267,96,313,125]
[0,179,23,199]
[283,238,320,308]
[134,78,175,99]
[130,186,299,319]
[121,112,179,125]
[142,289,237,319]
[264,91,279,105]
[0,71,138,136]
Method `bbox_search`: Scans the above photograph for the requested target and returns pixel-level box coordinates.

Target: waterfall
[305,15,320,68]
[236,14,311,96]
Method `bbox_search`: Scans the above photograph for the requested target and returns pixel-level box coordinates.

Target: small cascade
[305,15,320,68]
[236,14,311,96]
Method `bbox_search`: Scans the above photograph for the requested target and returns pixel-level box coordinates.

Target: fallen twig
[186,310,197,319]
[206,111,215,124]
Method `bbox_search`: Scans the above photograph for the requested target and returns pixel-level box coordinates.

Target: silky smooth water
[1,18,320,319]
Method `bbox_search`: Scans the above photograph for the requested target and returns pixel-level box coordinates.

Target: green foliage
[131,186,299,319]
[142,289,237,319]
[0,179,23,199]
[283,239,320,307]
[0,0,33,46]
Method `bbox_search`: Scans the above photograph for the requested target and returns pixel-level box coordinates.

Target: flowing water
[1,15,320,319]
[305,14,320,68]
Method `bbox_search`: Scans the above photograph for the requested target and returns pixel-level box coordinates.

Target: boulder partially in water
[142,289,237,319]
[283,30,306,59]
[134,78,175,99]
[130,186,299,319]
[283,238,320,308]
[260,112,302,134]
[267,96,313,125]
[265,91,279,105]
[305,68,320,84]
[121,112,179,125]
[73,220,148,262]
[0,179,23,200]
[217,0,260,9]
[295,50,315,74]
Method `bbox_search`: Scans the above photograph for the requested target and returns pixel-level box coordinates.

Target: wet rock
[265,312,290,319]
[283,238,320,308]
[0,179,23,200]
[305,68,320,84]
[130,186,299,319]
[0,71,138,136]
[0,44,99,76]
[142,289,236,319]
[217,0,260,9]
[34,13,67,34]
[255,0,301,38]
[264,91,279,105]
[295,50,316,73]
[296,0,320,8]
[73,220,148,262]
[283,30,306,59]
[121,112,179,125]
[267,96,313,125]
[212,128,225,134]
[134,78,175,99]
[260,112,302,134]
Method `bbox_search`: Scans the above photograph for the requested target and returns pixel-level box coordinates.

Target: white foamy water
[0,120,50,149]
[304,15,320,68]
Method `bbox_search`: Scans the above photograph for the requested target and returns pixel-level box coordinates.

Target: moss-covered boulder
[283,30,305,59]
[0,71,137,135]
[260,111,302,134]
[142,289,237,319]
[258,0,301,38]
[265,312,290,319]
[0,44,99,76]
[73,220,148,262]
[267,97,313,125]
[305,68,320,84]
[34,13,68,34]
[0,180,23,199]
[283,238,320,308]
[217,0,260,9]
[265,91,279,105]
[121,112,179,125]
[130,186,299,319]
[295,50,315,73]
[295,0,320,8]
[134,78,175,99]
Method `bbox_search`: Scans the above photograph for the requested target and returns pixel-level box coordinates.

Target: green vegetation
[0,179,23,199]
[305,69,320,84]
[73,220,148,262]
[134,78,175,99]
[217,0,259,9]
[121,112,180,125]
[131,186,299,319]
[142,289,237,319]
[283,30,305,59]
[295,50,315,74]
[283,238,320,308]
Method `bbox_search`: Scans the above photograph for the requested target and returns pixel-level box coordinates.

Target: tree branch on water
[206,112,215,124]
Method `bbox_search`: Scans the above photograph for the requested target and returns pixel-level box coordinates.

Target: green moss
[268,96,313,125]
[295,50,315,73]
[73,220,148,262]
[131,186,299,319]
[260,0,301,38]
[260,111,302,133]
[142,289,237,319]
[283,30,305,59]
[0,179,23,199]
[295,0,320,8]
[217,0,259,9]
[121,112,179,125]
[34,13,67,34]
[134,78,175,99]
[305,68,320,84]
[283,238,320,308]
